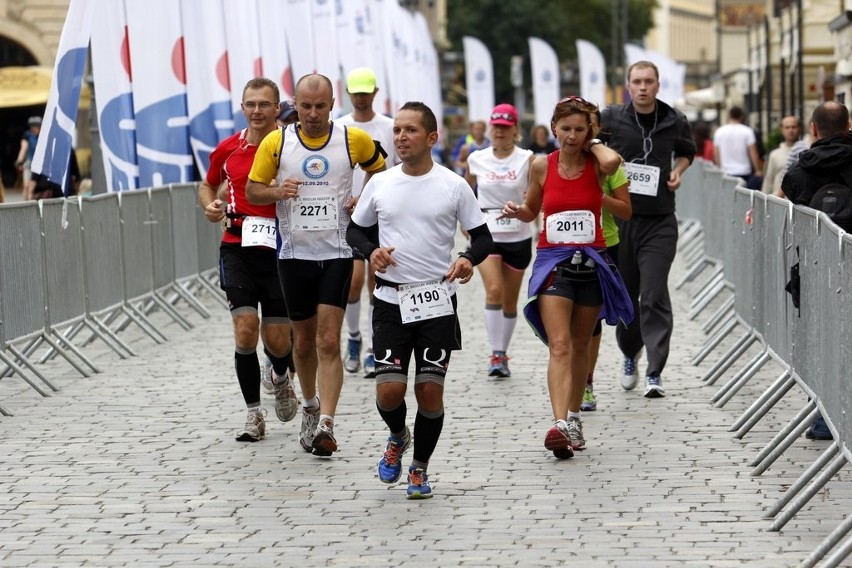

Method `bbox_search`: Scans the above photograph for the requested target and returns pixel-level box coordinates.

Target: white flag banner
[397,6,420,108]
[367,0,394,115]
[576,39,607,109]
[414,12,442,128]
[312,0,343,115]
[258,2,294,100]
[463,36,495,123]
[126,0,193,187]
[379,0,407,115]
[337,0,389,113]
[223,0,262,130]
[31,0,92,193]
[283,0,315,89]
[91,0,138,191]
[528,37,560,128]
[181,0,233,178]
[623,43,647,69]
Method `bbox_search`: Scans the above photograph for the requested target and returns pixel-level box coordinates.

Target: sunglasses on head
[557,96,591,106]
[490,112,516,122]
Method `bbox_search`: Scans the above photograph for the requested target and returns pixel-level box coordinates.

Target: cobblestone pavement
[1,244,850,567]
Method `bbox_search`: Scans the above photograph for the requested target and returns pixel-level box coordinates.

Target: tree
[446,0,656,104]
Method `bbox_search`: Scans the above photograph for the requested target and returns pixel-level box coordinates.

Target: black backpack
[809,168,852,232]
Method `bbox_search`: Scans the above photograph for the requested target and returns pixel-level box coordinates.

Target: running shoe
[261,357,274,395]
[621,352,641,391]
[299,405,320,453]
[273,373,299,422]
[643,373,665,398]
[488,351,510,378]
[544,420,572,453]
[566,416,586,450]
[363,350,376,378]
[377,427,412,483]
[580,385,597,411]
[344,335,362,373]
[235,410,266,442]
[406,466,432,499]
[312,417,338,456]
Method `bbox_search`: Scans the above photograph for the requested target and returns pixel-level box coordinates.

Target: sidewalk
[0,250,849,567]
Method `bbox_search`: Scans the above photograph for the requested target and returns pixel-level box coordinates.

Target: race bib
[484,209,521,234]
[397,279,454,324]
[290,195,337,231]
[546,210,596,244]
[624,162,661,196]
[241,216,277,248]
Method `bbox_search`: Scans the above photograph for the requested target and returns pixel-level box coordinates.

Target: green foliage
[446,0,657,103]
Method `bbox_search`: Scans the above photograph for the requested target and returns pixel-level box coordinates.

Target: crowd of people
[193,59,706,501]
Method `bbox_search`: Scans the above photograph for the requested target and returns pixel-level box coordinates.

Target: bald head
[811,101,850,139]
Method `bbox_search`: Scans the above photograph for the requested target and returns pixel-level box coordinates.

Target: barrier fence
[1,173,850,564]
[0,184,222,415]
[679,160,852,568]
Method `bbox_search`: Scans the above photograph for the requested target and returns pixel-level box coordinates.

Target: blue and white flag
[463,36,494,123]
[31,0,92,194]
[528,37,560,129]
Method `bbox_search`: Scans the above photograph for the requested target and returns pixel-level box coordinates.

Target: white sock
[484,304,503,353]
[345,300,361,337]
[303,396,319,409]
[365,302,374,351]
[500,312,517,354]
[319,414,334,427]
[568,411,582,421]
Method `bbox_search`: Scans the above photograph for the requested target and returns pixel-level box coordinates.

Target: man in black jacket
[600,60,696,399]
[782,100,852,207]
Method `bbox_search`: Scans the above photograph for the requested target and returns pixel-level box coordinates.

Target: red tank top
[538,151,605,249]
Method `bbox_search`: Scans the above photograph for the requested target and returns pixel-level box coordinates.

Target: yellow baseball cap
[347,67,377,94]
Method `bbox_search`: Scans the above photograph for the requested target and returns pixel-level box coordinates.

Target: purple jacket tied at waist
[523,246,634,345]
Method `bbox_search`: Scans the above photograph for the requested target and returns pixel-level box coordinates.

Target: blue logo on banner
[100,92,139,191]
[135,94,194,187]
[40,46,88,191]
[189,100,234,174]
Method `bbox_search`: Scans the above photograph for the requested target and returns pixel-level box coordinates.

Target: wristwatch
[587,138,603,148]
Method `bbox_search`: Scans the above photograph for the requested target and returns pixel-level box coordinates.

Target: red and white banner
[180,0,233,178]
[223,0,262,129]
[282,0,315,92]
[90,0,138,192]
[126,0,193,187]
[258,1,294,101]
[311,0,343,114]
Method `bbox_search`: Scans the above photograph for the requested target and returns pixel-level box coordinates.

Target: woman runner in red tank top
[500,96,632,459]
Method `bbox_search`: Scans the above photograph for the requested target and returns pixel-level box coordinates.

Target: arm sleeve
[465,223,494,266]
[346,220,379,259]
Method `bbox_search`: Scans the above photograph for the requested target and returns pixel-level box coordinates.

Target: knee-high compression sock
[264,346,293,381]
[501,311,518,354]
[377,399,407,436]
[345,300,361,338]
[235,349,260,407]
[484,304,503,353]
[412,408,444,465]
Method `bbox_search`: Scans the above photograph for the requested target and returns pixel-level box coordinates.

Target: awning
[684,86,722,109]
[0,65,90,110]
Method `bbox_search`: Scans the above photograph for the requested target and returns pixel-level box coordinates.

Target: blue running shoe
[363,350,376,378]
[643,373,665,398]
[377,427,411,483]
[344,335,362,373]
[488,351,510,378]
[406,466,432,499]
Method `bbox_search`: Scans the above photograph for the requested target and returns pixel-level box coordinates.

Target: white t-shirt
[352,163,487,304]
[337,112,398,197]
[713,123,756,177]
[466,146,534,243]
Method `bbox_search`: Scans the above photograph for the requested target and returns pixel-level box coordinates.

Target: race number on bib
[484,209,521,234]
[241,216,277,248]
[546,210,596,244]
[624,162,661,197]
[397,279,454,324]
[290,195,338,231]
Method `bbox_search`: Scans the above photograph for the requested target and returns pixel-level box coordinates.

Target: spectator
[692,122,715,162]
[15,116,41,192]
[453,119,490,175]
[526,124,558,156]
[761,115,800,196]
[713,107,762,186]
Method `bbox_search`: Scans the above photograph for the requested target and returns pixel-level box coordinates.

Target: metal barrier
[678,160,852,568]
[0,183,223,415]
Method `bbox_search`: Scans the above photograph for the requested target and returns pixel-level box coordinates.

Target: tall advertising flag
[258,2,294,100]
[126,0,194,187]
[528,37,560,129]
[90,0,138,191]
[312,0,343,115]
[576,39,607,108]
[30,0,92,193]
[181,0,233,178]
[223,0,262,130]
[337,0,388,115]
[283,0,316,89]
[462,36,494,123]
